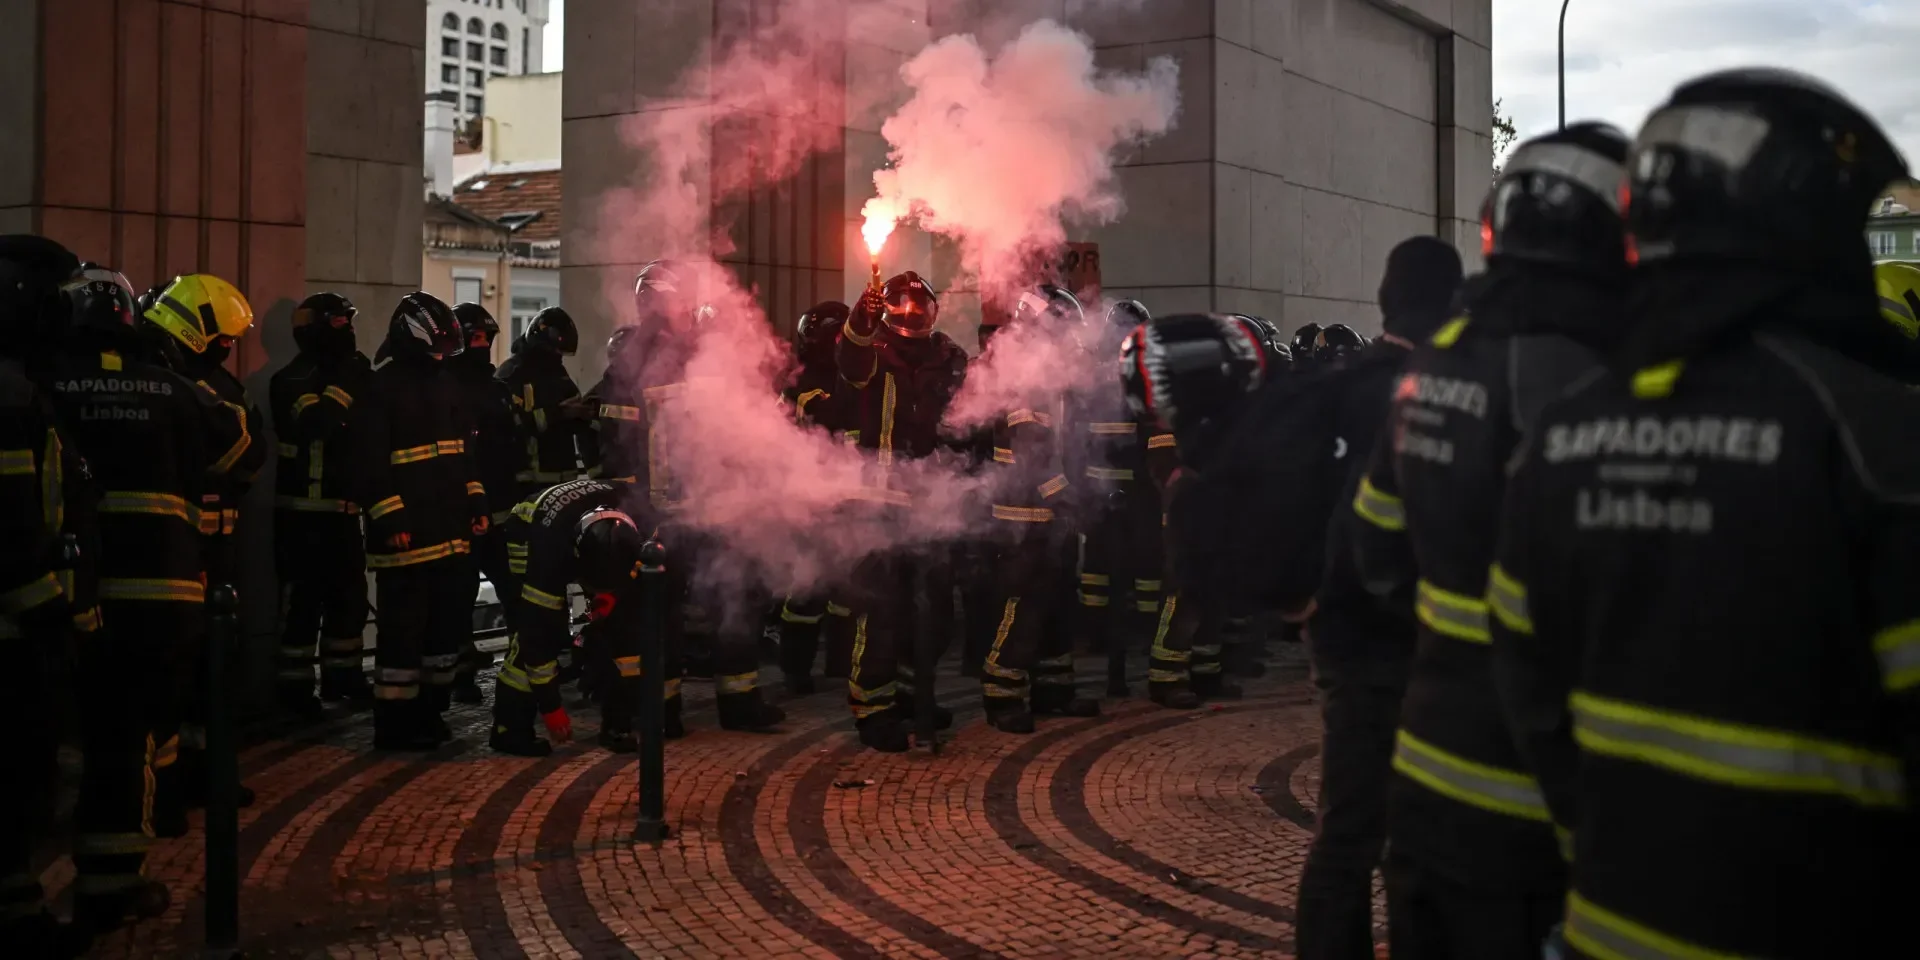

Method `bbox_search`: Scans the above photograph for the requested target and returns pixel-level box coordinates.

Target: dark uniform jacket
[785,348,842,431]
[499,478,626,713]
[835,327,968,508]
[498,347,594,497]
[350,355,486,570]
[184,360,267,584]
[269,350,371,522]
[1350,268,1617,891]
[44,341,249,608]
[1066,378,1142,516]
[590,325,694,516]
[988,396,1073,530]
[450,353,522,526]
[1490,264,1920,958]
[1,358,100,640]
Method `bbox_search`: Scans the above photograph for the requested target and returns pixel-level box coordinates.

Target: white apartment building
[427,0,552,122]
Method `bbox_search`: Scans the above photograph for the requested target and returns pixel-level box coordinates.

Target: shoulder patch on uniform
[1759,332,1920,502]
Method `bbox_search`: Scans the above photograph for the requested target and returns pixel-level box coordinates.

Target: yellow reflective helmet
[143,273,254,355]
[1874,261,1920,341]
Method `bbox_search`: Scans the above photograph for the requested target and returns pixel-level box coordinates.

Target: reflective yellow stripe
[507,542,529,556]
[1415,580,1491,643]
[1085,465,1134,481]
[1087,421,1133,435]
[525,659,559,684]
[369,496,405,519]
[826,602,851,617]
[290,393,320,416]
[992,505,1054,522]
[1570,690,1905,808]
[73,606,102,632]
[532,408,549,431]
[0,572,61,614]
[718,672,758,694]
[1487,563,1533,634]
[466,481,486,497]
[98,491,201,527]
[1873,619,1920,692]
[1079,572,1111,587]
[794,389,825,412]
[781,602,823,625]
[99,577,205,603]
[1148,668,1186,683]
[1564,891,1741,960]
[848,486,912,506]
[1151,595,1178,647]
[1430,316,1470,348]
[1007,409,1038,427]
[1631,360,1684,399]
[1147,433,1175,450]
[40,431,61,531]
[1037,475,1069,499]
[366,540,469,569]
[1136,599,1161,612]
[1352,475,1406,531]
[878,373,896,470]
[390,443,436,464]
[276,442,299,458]
[0,449,32,475]
[522,584,566,610]
[274,495,359,514]
[1134,579,1162,592]
[1150,643,1190,663]
[74,832,154,857]
[1392,729,1551,822]
[1078,592,1109,607]
[992,447,1015,464]
[322,385,353,408]
[510,501,537,523]
[985,599,1020,680]
[614,655,642,678]
[210,399,252,474]
[437,439,466,455]
[600,403,642,421]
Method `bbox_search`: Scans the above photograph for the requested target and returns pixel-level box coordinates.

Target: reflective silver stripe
[1391,729,1551,822]
[1872,619,1920,692]
[1570,691,1906,809]
[1882,295,1918,326]
[1635,105,1771,177]
[1487,564,1532,634]
[1415,580,1490,643]
[1502,141,1627,213]
[1563,891,1731,960]
[1352,475,1405,531]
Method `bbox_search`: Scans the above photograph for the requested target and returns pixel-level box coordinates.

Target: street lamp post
[1558,0,1573,129]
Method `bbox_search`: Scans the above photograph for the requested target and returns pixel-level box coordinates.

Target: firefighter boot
[374,700,439,752]
[319,668,375,704]
[1189,671,1243,701]
[450,651,486,705]
[1031,689,1103,718]
[983,698,1036,734]
[856,713,911,753]
[896,691,954,730]
[596,728,637,753]
[489,684,549,756]
[72,881,169,941]
[663,694,687,740]
[716,689,786,732]
[1149,680,1201,710]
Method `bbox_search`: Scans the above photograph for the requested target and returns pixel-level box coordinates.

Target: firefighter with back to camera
[42,259,249,934]
[1346,123,1633,959]
[1487,68,1920,960]
[500,306,596,499]
[350,292,489,751]
[271,294,375,718]
[448,302,523,703]
[838,270,969,752]
[772,300,850,695]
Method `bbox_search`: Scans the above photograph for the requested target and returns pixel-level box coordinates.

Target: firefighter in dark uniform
[271,293,374,717]
[839,272,969,752]
[45,261,249,934]
[1490,69,1920,960]
[351,292,489,750]
[448,302,520,703]
[1347,123,1631,958]
[500,306,595,499]
[489,478,649,755]
[139,273,269,832]
[0,236,101,955]
[1288,323,1324,371]
[976,285,1102,733]
[773,301,849,695]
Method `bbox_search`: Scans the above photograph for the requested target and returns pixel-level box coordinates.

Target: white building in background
[426,0,551,123]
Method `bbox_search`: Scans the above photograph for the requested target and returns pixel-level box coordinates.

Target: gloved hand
[849,287,886,339]
[541,707,573,743]
[385,532,412,551]
[588,592,617,622]
[558,396,597,421]
[471,515,490,537]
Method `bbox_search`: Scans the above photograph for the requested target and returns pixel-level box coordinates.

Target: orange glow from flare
[862,211,897,257]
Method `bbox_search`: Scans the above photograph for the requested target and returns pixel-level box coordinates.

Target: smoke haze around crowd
[593,0,1182,608]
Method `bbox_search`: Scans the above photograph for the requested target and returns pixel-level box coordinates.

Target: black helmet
[1012,284,1084,329]
[1626,67,1907,269]
[1288,323,1323,360]
[607,324,642,365]
[294,292,358,356]
[0,236,79,354]
[524,306,578,355]
[64,262,141,336]
[387,291,463,361]
[795,300,849,356]
[633,259,687,326]
[881,271,940,338]
[1225,314,1284,371]
[1106,299,1151,329]
[451,301,499,354]
[1484,123,1630,272]
[574,506,644,594]
[1314,324,1366,361]
[1120,314,1268,432]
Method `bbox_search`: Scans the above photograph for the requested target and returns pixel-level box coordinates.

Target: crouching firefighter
[491,478,649,755]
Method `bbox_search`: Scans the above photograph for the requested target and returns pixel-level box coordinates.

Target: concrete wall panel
[115,214,158,291]
[1216,285,1287,325]
[39,208,113,265]
[117,0,162,216]
[1299,187,1365,303]
[563,0,636,118]
[304,155,357,281]
[633,0,712,104]
[1214,38,1285,176]
[249,16,309,225]
[1453,0,1492,48]
[1214,162,1251,288]
[1067,0,1210,46]
[1452,37,1492,136]
[0,0,38,210]
[161,216,202,280]
[1287,0,1436,122]
[1250,170,1300,295]
[1089,162,1212,288]
[39,0,117,210]
[160,1,207,217]
[205,10,249,222]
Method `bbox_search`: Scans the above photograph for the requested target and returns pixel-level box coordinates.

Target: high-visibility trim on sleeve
[1079,572,1111,587]
[290,393,320,416]
[0,572,61,614]
[322,385,353,408]
[600,403,643,421]
[1564,891,1743,960]
[1147,433,1175,449]
[210,400,253,474]
[390,443,436,464]
[1085,465,1134,481]
[718,672,758,694]
[1353,475,1406,531]
[1415,580,1491,644]
[0,449,33,475]
[99,491,200,526]
[1007,409,1038,428]
[794,389,826,413]
[521,584,566,610]
[366,539,469,569]
[991,505,1054,523]
[992,447,1015,464]
[507,542,529,556]
[1391,729,1551,822]
[99,577,206,603]
[437,438,466,455]
[1038,475,1069,499]
[275,495,359,514]
[276,442,299,458]
[1569,690,1906,809]
[1429,316,1470,348]
[614,655,641,678]
[1488,564,1533,635]
[369,496,405,519]
[466,481,486,497]
[1874,620,1920,693]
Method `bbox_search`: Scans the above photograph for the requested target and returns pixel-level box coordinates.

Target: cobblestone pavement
[58,648,1371,959]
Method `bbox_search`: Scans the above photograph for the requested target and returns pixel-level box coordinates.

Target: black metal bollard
[633,539,670,845]
[204,583,242,956]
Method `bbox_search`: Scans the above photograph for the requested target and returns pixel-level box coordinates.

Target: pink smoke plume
[861,20,1180,298]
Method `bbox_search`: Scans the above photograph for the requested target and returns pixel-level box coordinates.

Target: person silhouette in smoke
[769,301,852,695]
[838,271,970,752]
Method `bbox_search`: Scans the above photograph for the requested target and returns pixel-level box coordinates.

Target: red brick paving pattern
[70,659,1335,958]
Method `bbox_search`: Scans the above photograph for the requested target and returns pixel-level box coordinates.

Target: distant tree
[1491,98,1519,178]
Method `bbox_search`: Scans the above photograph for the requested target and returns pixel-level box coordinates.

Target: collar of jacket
[1457,261,1627,353]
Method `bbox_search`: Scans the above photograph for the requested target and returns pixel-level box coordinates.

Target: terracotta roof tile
[453,167,562,243]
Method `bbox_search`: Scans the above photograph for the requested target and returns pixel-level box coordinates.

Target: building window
[491,23,508,41]
[441,64,459,83]
[441,13,460,31]
[468,95,484,115]
[442,37,460,57]
[467,41,483,60]
[1872,232,1898,256]
[511,297,548,340]
[455,277,484,306]
[468,68,484,87]
[467,17,484,35]
[491,46,508,67]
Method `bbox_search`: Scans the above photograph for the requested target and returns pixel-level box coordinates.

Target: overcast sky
[544,0,1920,169]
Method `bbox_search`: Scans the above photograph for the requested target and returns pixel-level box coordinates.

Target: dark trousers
[981,527,1074,705]
[373,561,471,730]
[958,538,997,673]
[1295,673,1403,960]
[1,636,58,925]
[1384,851,1562,960]
[75,603,188,903]
[844,551,939,720]
[1076,485,1164,652]
[275,517,368,697]
[777,594,827,680]
[457,529,515,684]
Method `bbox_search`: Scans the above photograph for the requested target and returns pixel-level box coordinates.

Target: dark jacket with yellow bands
[835,329,968,507]
[350,355,486,569]
[44,345,246,607]
[498,349,595,497]
[1489,276,1920,958]
[270,351,370,522]
[500,478,626,713]
[1,359,100,638]
[189,362,267,584]
[1350,298,1603,892]
[988,399,1072,528]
